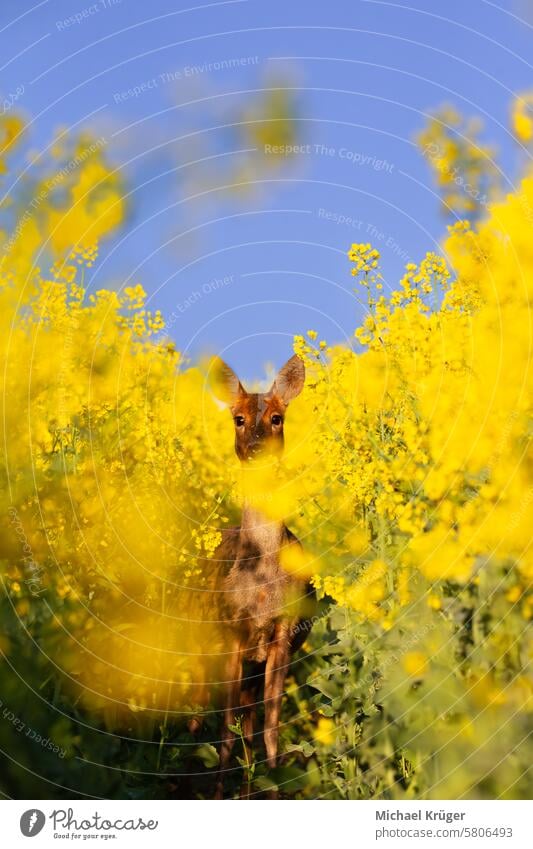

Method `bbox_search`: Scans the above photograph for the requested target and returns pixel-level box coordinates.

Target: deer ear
[210,357,245,405]
[270,354,305,404]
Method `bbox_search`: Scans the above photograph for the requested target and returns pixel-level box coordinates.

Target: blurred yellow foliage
[0,105,531,798]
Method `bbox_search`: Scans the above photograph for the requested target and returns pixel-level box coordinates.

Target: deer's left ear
[270,354,305,404]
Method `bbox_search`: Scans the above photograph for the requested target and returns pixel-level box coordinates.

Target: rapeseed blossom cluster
[417,104,499,218]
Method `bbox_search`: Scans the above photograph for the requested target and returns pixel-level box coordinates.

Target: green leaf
[308,675,339,699]
[192,743,219,768]
[329,609,347,631]
[284,742,315,757]
[253,775,278,792]
[270,764,309,792]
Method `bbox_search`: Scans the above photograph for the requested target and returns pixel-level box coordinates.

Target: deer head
[211,354,305,462]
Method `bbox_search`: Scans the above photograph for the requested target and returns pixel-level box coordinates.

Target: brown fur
[208,355,314,798]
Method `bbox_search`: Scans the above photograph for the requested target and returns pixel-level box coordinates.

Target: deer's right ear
[209,357,245,406]
[270,354,305,404]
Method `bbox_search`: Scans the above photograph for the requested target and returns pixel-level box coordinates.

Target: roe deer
[210,354,314,799]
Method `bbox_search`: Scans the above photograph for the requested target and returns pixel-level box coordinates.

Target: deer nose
[247,431,265,457]
[251,425,265,442]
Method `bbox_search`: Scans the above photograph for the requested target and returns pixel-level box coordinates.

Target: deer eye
[234,415,245,427]
[271,414,282,426]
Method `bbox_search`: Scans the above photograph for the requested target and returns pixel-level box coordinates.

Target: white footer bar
[3,799,532,848]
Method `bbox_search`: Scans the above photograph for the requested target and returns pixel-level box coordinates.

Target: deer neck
[240,502,285,556]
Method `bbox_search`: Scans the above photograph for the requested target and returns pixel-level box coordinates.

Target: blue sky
[2,0,533,379]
